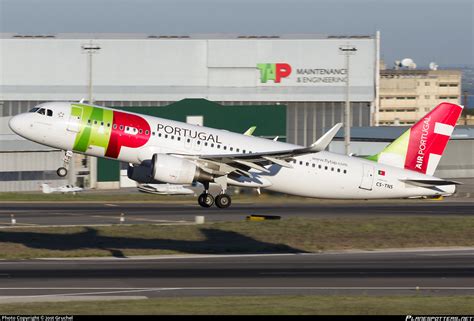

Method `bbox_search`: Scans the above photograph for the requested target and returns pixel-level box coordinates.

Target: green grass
[0,216,473,259]
[0,295,473,315]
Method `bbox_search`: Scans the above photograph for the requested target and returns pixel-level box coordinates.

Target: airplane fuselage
[9,102,455,199]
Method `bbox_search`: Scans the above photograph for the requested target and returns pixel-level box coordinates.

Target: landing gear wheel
[56,167,68,177]
[215,194,231,209]
[198,193,214,208]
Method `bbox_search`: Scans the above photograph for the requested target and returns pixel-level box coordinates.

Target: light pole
[339,45,357,156]
[81,42,101,104]
[81,42,101,188]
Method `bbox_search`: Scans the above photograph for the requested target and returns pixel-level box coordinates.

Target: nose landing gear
[57,150,73,177]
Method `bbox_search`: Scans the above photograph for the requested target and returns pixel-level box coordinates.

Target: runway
[0,249,473,302]
[1,200,473,226]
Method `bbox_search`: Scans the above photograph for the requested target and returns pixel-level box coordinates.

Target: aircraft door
[359,164,374,191]
[67,106,82,132]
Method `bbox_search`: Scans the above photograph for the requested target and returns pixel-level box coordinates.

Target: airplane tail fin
[367,102,463,175]
[41,183,52,194]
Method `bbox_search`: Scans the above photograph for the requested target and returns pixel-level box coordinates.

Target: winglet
[308,123,343,152]
[243,126,257,136]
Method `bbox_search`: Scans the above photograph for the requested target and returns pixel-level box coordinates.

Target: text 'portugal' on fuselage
[8,101,463,208]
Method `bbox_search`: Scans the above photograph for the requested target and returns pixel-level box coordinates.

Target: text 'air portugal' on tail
[368,102,464,175]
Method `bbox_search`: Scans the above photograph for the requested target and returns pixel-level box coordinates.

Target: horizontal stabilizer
[400,179,462,188]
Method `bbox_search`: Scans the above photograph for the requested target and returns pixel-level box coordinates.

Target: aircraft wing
[173,123,342,178]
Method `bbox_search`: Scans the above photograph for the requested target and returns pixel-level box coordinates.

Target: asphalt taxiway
[0,249,473,302]
[0,200,473,226]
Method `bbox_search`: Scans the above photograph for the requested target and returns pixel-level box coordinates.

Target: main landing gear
[197,181,232,209]
[57,150,73,177]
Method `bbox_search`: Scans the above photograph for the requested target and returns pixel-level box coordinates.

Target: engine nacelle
[151,154,212,184]
[127,161,157,183]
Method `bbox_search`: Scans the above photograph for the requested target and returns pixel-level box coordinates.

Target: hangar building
[1,33,379,191]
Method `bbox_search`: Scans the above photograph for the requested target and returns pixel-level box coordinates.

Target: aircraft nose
[8,114,23,135]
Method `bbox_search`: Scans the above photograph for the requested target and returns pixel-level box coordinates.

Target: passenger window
[204,142,208,146]
[177,137,180,141]
[236,148,240,152]
[94,120,98,125]
[119,125,124,130]
[165,134,168,138]
[139,129,143,134]
[100,122,104,126]
[145,130,149,135]
[171,136,174,140]
[343,169,347,174]
[187,138,190,143]
[197,141,200,145]
[299,161,303,165]
[88,120,91,124]
[230,147,233,151]
[217,145,221,149]
[224,146,227,150]
[337,168,340,173]
[325,166,328,170]
[312,164,315,168]
[318,165,322,169]
[306,162,309,166]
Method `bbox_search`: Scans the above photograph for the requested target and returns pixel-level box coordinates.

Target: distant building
[378,69,462,125]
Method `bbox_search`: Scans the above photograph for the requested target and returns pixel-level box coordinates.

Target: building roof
[0,32,375,40]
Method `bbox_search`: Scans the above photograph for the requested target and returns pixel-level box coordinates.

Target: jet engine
[151,154,212,184]
[127,161,157,183]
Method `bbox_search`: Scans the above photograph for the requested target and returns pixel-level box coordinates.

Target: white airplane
[9,101,463,208]
[137,183,195,195]
[41,183,83,194]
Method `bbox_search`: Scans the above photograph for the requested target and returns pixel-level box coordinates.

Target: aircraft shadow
[0,227,306,258]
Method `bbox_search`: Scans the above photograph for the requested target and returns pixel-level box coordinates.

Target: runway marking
[0,288,180,299]
[2,287,474,291]
[104,204,119,207]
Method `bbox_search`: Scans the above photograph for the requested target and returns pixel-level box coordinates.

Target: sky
[0,0,473,67]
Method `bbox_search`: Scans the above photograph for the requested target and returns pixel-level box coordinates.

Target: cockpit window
[29,107,40,113]
[38,108,46,115]
[47,109,53,117]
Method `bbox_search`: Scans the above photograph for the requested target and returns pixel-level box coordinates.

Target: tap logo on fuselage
[70,104,151,159]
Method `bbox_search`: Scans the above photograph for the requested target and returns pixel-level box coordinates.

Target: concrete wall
[0,35,376,102]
